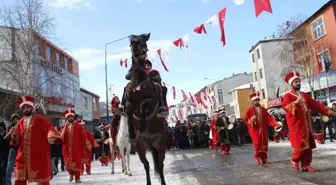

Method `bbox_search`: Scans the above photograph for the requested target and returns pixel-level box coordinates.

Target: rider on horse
[125,60,168,118]
[111,95,122,145]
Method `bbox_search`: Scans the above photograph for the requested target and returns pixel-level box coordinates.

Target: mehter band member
[282,71,336,172]
[216,109,231,155]
[9,96,62,185]
[61,109,85,183]
[244,92,281,165]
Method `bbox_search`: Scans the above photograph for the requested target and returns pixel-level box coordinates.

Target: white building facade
[249,38,294,101]
[212,72,253,116]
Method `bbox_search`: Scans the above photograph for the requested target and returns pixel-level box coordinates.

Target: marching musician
[8,96,62,185]
[215,109,231,155]
[244,92,281,165]
[60,109,85,183]
[80,120,99,175]
[282,71,336,172]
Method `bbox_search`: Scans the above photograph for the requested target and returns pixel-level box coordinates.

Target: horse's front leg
[126,145,132,176]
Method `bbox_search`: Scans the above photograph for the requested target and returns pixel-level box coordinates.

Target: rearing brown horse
[123,33,167,185]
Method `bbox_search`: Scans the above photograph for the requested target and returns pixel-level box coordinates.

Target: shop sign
[47,96,74,108]
[268,97,282,108]
[40,58,65,74]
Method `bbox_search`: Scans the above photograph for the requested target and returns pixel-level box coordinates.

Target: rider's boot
[157,86,169,118]
[125,68,132,80]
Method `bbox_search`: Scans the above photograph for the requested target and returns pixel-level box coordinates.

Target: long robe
[11,114,62,183]
[61,122,85,172]
[82,130,98,165]
[210,118,219,145]
[282,90,330,151]
[244,106,278,154]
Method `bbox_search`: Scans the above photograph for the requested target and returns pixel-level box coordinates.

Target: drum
[274,121,283,132]
[227,123,234,130]
[322,115,329,123]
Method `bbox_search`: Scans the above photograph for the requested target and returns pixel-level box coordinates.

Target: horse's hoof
[128,172,132,176]
[124,171,128,175]
[111,171,114,174]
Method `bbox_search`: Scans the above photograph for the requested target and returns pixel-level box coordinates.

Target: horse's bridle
[130,40,148,73]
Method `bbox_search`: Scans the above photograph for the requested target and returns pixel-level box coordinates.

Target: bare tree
[0,0,62,116]
[276,16,318,98]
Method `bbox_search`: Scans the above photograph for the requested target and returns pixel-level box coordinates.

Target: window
[64,58,68,71]
[311,17,325,40]
[234,105,239,115]
[46,46,52,61]
[254,72,257,81]
[252,53,255,63]
[259,68,263,79]
[218,89,223,104]
[84,96,88,109]
[67,58,72,72]
[94,98,99,111]
[261,89,266,99]
[55,76,61,96]
[40,69,47,93]
[257,49,260,59]
[56,52,61,66]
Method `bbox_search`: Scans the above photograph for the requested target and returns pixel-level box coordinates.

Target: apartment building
[290,0,336,103]
[0,26,80,126]
[228,83,254,118]
[249,38,293,102]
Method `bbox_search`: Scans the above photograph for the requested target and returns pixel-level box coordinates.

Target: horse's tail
[150,145,160,175]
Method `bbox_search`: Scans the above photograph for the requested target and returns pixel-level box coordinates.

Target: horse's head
[129,33,150,59]
[128,33,150,83]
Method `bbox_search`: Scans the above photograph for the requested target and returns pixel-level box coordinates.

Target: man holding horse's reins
[111,95,122,146]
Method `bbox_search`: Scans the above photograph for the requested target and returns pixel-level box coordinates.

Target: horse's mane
[129,33,149,40]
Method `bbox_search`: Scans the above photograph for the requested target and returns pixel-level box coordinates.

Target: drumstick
[4,118,24,140]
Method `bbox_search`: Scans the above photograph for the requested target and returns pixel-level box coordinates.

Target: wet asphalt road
[50,141,336,185]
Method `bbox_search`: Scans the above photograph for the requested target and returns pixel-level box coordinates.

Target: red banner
[267,97,282,108]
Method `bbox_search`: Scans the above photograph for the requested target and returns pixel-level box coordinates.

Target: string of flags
[119,0,274,105]
[120,0,273,70]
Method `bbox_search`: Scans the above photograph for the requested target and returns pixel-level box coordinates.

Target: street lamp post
[104,35,131,123]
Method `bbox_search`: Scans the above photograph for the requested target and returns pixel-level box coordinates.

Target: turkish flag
[254,0,273,17]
